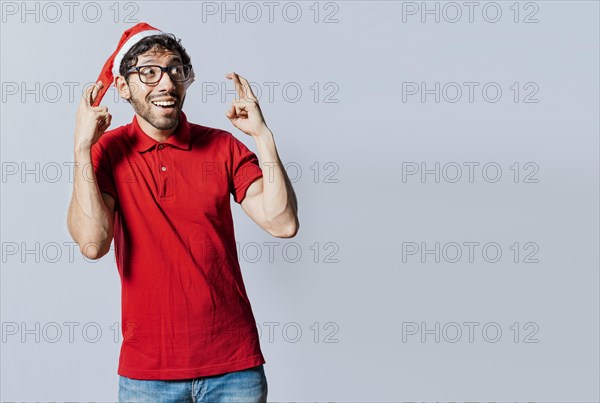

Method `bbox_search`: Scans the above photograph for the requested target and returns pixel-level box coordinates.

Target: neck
[136,114,179,142]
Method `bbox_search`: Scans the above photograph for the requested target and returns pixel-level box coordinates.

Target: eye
[170,65,183,76]
[139,66,159,77]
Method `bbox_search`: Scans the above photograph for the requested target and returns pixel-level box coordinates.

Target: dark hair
[119,33,192,78]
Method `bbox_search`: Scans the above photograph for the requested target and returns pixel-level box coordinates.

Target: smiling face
[117,46,187,133]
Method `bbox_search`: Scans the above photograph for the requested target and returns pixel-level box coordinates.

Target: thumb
[225,104,235,118]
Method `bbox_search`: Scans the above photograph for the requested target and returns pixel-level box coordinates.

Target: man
[66,23,298,402]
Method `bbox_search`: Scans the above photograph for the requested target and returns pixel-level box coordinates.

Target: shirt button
[158,144,164,150]
[161,166,167,172]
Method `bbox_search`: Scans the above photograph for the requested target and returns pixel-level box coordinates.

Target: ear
[115,76,133,101]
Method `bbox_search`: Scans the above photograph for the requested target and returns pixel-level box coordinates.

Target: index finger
[89,81,103,107]
[236,73,256,100]
[228,72,245,100]
[81,83,95,107]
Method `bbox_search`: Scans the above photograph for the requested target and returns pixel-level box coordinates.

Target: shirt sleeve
[228,133,263,204]
[90,140,119,206]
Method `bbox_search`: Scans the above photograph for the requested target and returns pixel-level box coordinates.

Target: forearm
[67,146,113,258]
[253,130,298,234]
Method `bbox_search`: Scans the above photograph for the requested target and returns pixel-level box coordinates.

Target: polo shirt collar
[129,111,191,152]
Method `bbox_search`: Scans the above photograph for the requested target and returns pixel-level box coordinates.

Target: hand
[225,72,270,137]
[74,81,112,151]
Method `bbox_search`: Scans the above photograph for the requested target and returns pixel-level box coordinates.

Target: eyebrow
[139,56,183,64]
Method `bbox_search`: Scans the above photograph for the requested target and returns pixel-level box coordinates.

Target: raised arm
[239,134,298,238]
[225,72,299,238]
[67,81,115,259]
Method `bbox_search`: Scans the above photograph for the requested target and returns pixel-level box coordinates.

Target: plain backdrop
[1,1,599,401]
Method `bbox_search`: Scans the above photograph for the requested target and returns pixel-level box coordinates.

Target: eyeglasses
[125,64,193,84]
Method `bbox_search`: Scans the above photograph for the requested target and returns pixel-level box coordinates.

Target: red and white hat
[92,22,195,106]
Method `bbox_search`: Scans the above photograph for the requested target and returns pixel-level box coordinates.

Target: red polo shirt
[90,111,265,380]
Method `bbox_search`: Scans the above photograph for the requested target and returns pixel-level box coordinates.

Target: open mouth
[151,100,177,109]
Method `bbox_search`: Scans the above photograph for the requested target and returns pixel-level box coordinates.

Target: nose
[155,69,177,91]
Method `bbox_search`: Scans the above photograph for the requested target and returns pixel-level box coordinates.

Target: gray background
[1,0,598,401]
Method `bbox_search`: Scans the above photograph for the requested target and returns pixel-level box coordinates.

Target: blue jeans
[118,364,268,403]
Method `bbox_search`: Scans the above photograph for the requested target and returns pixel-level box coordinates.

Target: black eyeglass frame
[125,64,193,84]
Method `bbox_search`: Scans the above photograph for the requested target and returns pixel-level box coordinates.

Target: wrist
[74,142,92,157]
[253,126,273,140]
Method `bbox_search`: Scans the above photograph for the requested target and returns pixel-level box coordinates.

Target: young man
[67,23,298,402]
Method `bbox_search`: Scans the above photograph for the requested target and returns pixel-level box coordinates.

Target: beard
[129,92,186,131]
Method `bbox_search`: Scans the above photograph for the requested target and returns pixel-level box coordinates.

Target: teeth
[152,100,176,107]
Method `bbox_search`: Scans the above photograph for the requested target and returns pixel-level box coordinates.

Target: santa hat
[92,22,195,106]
